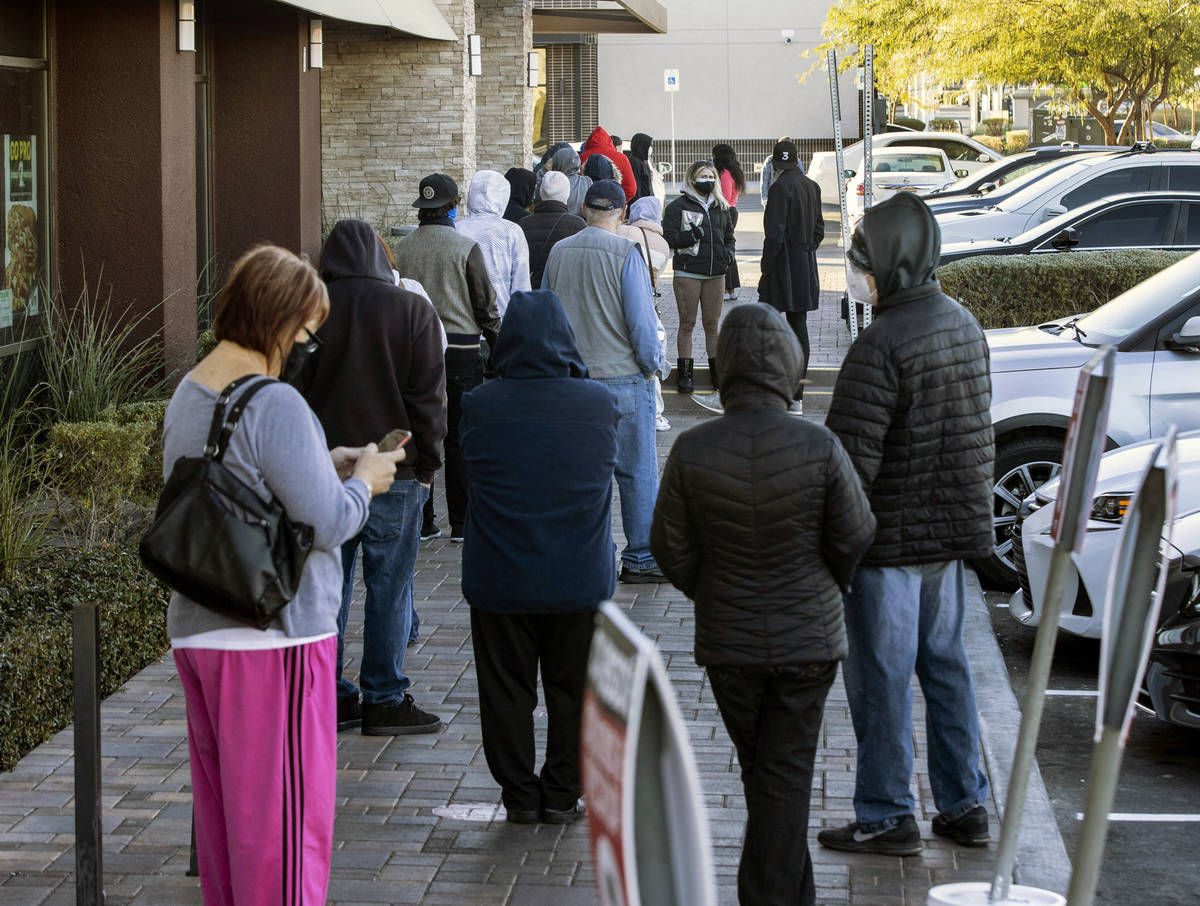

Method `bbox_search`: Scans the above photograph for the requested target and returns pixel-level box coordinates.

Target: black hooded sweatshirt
[651,303,875,667]
[825,193,995,567]
[503,167,536,224]
[296,219,448,485]
[625,132,654,201]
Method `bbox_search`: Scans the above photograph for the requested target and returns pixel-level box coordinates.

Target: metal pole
[1065,726,1124,906]
[828,49,857,339]
[862,44,875,331]
[73,601,104,906]
[670,91,677,195]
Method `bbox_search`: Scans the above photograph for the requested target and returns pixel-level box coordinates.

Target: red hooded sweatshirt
[579,127,638,202]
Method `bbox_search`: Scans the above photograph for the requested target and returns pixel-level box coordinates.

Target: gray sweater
[163,377,371,640]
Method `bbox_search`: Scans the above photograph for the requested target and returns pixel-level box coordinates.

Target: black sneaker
[450,528,465,543]
[817,815,923,856]
[541,800,586,825]
[619,564,669,584]
[504,806,541,825]
[337,696,362,732]
[361,694,442,736]
[932,806,990,847]
[420,525,442,542]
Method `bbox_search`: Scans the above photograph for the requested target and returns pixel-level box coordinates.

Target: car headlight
[1091,493,1132,523]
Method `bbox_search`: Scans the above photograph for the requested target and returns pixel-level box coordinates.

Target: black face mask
[694,180,715,196]
[281,328,322,384]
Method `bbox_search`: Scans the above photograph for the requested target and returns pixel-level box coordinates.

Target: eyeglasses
[300,327,323,354]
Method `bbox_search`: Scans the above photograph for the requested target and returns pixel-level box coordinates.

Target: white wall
[597,0,859,142]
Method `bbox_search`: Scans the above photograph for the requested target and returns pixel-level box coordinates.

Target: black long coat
[758,167,823,313]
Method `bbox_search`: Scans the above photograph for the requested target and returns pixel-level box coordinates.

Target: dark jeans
[785,311,810,400]
[708,662,837,906]
[470,608,596,811]
[422,347,483,533]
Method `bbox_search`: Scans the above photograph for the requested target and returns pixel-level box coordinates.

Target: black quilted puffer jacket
[650,304,876,667]
[825,193,995,568]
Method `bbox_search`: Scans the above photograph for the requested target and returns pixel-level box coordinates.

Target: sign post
[664,69,679,194]
[828,50,859,339]
[861,45,875,332]
[73,601,104,906]
[581,603,716,906]
[1066,429,1178,906]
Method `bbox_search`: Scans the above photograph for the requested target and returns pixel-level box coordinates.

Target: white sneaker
[656,415,671,432]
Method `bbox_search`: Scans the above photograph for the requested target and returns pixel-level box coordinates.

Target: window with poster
[0,2,49,356]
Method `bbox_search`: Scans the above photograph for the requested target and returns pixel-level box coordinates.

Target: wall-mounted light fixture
[468,33,482,77]
[527,51,539,88]
[178,1,196,53]
[309,19,324,69]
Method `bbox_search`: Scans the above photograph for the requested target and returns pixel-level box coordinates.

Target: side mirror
[954,168,969,179]
[1042,203,1068,221]
[1166,315,1200,352]
[1050,227,1080,251]
[844,169,856,180]
[979,181,998,194]
[978,153,994,162]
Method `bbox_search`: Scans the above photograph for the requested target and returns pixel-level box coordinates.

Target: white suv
[809,132,998,209]
[938,148,1200,243]
[980,251,1200,588]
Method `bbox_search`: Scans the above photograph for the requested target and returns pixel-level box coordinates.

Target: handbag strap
[537,214,568,265]
[203,375,277,461]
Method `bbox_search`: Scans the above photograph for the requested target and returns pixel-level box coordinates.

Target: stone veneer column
[473,0,533,175]
[321,1,477,230]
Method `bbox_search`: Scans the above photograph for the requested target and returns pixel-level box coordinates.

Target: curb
[965,568,1072,893]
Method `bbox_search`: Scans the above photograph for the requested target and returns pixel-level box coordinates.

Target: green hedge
[198,328,218,361]
[46,420,153,507]
[975,135,1004,153]
[0,547,169,771]
[938,250,1191,329]
[892,116,926,132]
[100,400,168,503]
[931,118,961,133]
[982,117,1008,137]
[1005,130,1029,153]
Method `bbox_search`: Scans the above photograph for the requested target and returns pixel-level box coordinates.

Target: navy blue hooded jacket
[460,290,619,613]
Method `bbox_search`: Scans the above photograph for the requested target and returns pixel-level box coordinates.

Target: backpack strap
[537,214,568,266]
[204,376,278,461]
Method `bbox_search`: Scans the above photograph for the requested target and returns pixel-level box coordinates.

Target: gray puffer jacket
[650,304,876,667]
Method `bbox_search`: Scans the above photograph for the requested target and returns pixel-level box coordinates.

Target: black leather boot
[677,358,694,394]
[708,357,719,392]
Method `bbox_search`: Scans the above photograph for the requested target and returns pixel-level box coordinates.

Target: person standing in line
[651,303,875,906]
[583,153,620,184]
[300,219,448,735]
[503,167,536,224]
[542,180,666,584]
[520,170,586,289]
[618,195,672,431]
[538,144,591,216]
[818,193,994,856]
[168,245,407,902]
[394,174,501,544]
[759,134,803,201]
[713,143,746,302]
[662,160,735,394]
[455,170,532,318]
[460,290,619,827]
[579,126,638,201]
[759,139,823,415]
[610,135,624,154]
[625,133,655,201]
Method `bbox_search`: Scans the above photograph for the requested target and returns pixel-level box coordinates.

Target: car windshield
[995,157,1100,210]
[940,154,1028,191]
[1075,251,1200,342]
[875,153,944,173]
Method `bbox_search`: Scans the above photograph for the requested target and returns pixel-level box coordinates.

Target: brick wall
[321,1,534,234]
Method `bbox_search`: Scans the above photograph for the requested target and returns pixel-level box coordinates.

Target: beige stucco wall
[597,0,858,143]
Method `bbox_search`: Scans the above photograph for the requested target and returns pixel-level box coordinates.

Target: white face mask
[846,262,877,307]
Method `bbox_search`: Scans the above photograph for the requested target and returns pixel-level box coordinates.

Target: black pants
[725,206,741,292]
[708,662,837,906]
[422,347,483,533]
[470,608,596,811]
[785,311,810,400]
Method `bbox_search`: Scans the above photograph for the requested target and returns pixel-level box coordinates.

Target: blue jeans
[841,560,989,831]
[337,480,429,706]
[597,375,659,568]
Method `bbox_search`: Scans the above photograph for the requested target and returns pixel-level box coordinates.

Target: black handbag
[139,375,315,629]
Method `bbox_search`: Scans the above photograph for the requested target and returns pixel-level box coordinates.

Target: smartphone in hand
[378,429,412,453]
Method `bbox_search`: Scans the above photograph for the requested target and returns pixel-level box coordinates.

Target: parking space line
[1044,690,1099,696]
[1075,813,1200,822]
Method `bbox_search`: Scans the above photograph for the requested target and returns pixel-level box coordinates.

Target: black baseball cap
[772,140,799,170]
[584,179,626,211]
[413,173,459,209]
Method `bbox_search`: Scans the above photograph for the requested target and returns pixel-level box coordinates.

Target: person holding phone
[296,218,448,737]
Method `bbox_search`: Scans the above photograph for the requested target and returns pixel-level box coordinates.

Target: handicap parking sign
[664,69,679,92]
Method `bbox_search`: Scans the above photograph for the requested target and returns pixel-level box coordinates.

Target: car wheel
[974,435,1064,590]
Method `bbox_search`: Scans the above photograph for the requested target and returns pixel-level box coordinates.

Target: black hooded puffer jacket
[825,193,995,567]
[650,304,876,667]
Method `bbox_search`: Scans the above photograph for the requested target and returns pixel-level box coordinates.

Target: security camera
[781,29,794,45]
[784,36,792,45]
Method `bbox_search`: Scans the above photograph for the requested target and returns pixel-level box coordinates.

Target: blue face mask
[446,207,458,223]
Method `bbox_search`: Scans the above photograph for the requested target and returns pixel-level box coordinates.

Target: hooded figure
[459,289,620,826]
[456,170,532,317]
[503,167,536,224]
[579,127,637,201]
[538,145,591,216]
[625,133,655,201]
[520,170,587,288]
[650,302,874,906]
[582,153,619,184]
[818,192,994,860]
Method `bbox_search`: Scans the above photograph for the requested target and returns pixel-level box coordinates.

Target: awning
[276,0,458,42]
[533,1,667,35]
